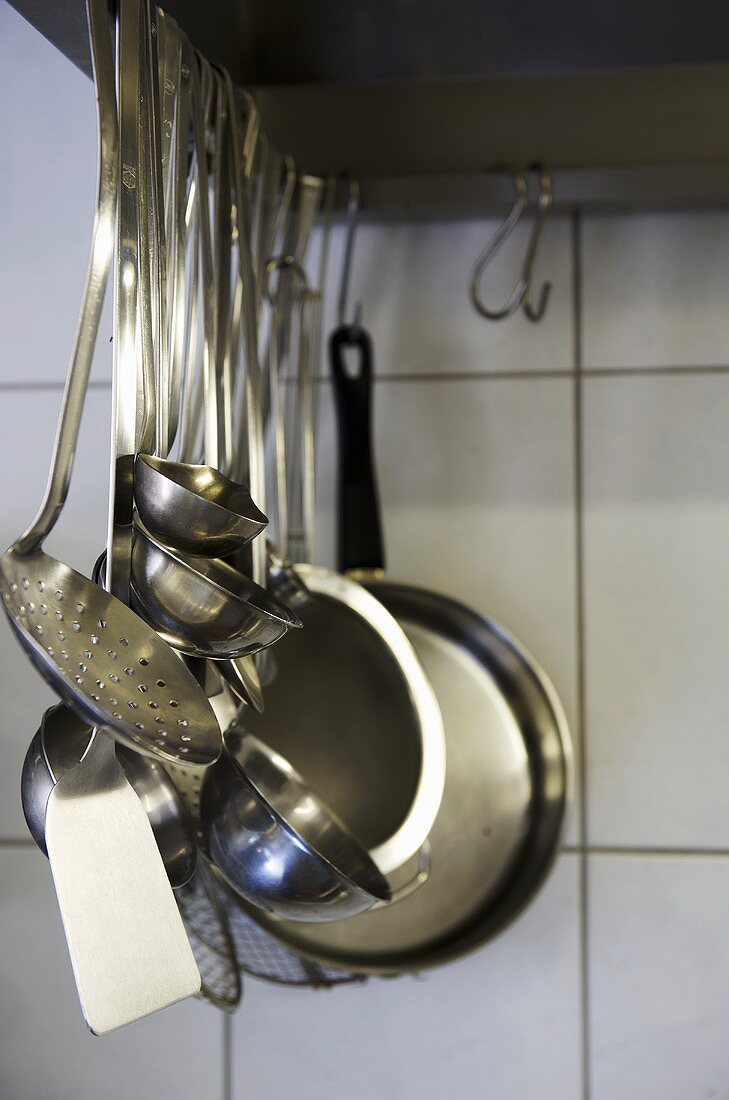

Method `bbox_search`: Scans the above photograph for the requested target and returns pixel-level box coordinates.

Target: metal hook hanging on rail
[469,162,552,323]
[521,162,553,322]
[336,177,364,337]
[469,164,528,321]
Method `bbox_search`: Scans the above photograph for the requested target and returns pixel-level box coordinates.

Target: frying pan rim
[241,578,573,975]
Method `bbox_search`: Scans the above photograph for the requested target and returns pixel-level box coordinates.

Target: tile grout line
[571,207,592,1100]
[563,844,729,858]
[4,365,729,395]
[222,1011,233,1100]
[7,837,729,857]
[308,363,729,386]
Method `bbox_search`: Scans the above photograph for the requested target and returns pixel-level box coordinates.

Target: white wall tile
[0,848,223,1100]
[582,212,729,369]
[233,854,582,1100]
[584,375,729,847]
[313,214,573,377]
[589,853,729,1100]
[0,3,112,386]
[0,387,111,837]
[314,375,580,841]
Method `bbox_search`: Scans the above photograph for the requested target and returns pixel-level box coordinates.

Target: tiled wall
[3,5,729,1099]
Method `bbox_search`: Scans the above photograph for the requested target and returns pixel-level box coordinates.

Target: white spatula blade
[45,754,200,1035]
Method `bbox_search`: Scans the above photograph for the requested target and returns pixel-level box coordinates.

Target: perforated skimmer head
[0,549,221,766]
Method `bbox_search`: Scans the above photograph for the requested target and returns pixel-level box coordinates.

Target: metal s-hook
[336,177,364,337]
[469,162,553,323]
[469,164,529,321]
[521,162,553,323]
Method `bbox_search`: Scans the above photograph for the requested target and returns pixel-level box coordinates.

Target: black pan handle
[329,324,385,573]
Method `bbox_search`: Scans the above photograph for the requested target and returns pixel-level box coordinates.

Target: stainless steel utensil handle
[211,66,233,475]
[136,0,159,461]
[190,51,221,471]
[298,289,320,566]
[16,0,117,556]
[143,0,170,458]
[263,256,309,561]
[164,18,190,457]
[107,0,143,600]
[226,73,266,586]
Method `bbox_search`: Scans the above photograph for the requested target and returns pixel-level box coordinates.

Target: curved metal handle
[374,841,431,909]
[225,66,265,587]
[469,164,528,322]
[264,256,310,561]
[16,0,117,556]
[521,162,553,323]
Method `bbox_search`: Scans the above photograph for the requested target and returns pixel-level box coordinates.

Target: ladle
[201,728,430,923]
[133,23,267,558]
[130,43,300,661]
[22,703,197,890]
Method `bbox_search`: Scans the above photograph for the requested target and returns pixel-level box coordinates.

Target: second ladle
[135,456,267,559]
[130,43,301,662]
[133,21,267,558]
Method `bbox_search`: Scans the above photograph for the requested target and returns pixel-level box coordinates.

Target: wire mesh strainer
[212,872,362,988]
[176,858,241,1011]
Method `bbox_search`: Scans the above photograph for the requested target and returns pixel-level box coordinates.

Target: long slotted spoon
[0,5,221,769]
[5,0,208,1034]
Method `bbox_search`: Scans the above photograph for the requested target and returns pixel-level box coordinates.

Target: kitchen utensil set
[6,0,571,1027]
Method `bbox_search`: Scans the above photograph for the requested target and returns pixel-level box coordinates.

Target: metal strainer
[0,0,220,769]
[176,858,242,1011]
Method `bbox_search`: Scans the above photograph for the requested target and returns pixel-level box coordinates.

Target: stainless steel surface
[201,730,394,922]
[274,293,570,973]
[133,47,269,558]
[217,654,265,714]
[116,742,197,889]
[129,51,297,666]
[14,0,203,1036]
[22,705,198,890]
[468,165,528,321]
[246,564,445,875]
[134,455,267,557]
[246,238,445,875]
[467,160,552,322]
[131,526,300,659]
[245,586,571,973]
[0,0,220,768]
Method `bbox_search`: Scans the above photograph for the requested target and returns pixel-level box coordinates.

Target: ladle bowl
[135,454,268,558]
[131,527,302,659]
[200,728,394,923]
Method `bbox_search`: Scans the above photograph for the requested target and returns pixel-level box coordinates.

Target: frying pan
[239,258,445,876]
[243,323,572,973]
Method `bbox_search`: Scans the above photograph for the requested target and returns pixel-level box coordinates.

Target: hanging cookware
[22,703,198,891]
[241,252,444,876]
[241,313,571,974]
[129,46,300,661]
[133,43,267,558]
[200,728,429,922]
